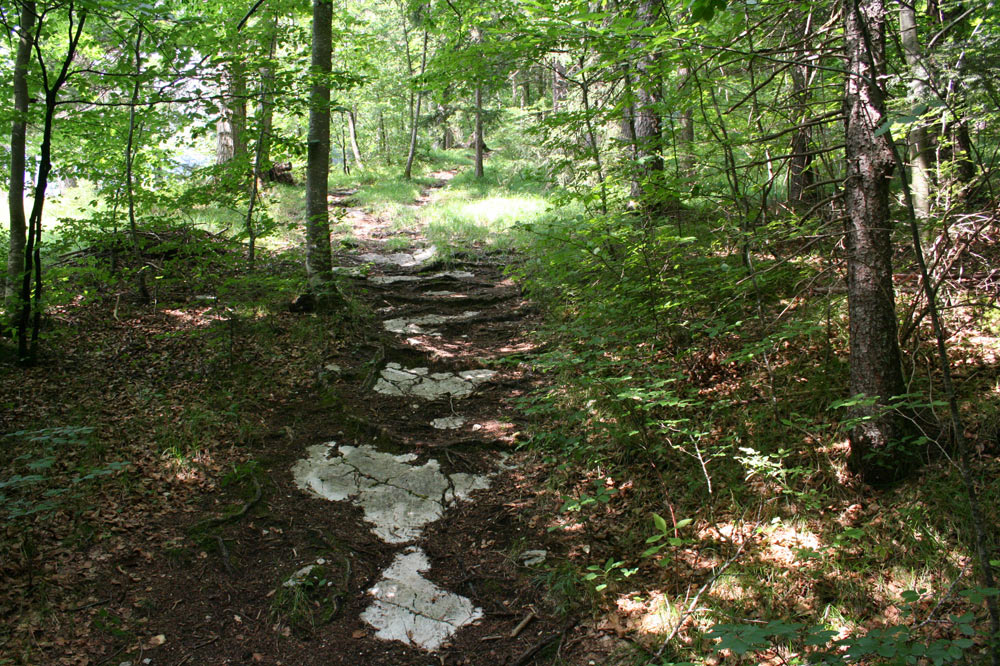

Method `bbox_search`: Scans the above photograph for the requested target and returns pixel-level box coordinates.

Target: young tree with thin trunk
[15,0,88,363]
[347,105,365,169]
[5,0,36,315]
[404,30,428,180]
[474,83,484,178]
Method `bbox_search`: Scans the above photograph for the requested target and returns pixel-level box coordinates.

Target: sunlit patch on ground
[382,311,480,336]
[359,246,436,267]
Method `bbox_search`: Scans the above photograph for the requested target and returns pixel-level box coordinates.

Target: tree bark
[899,1,933,218]
[125,24,150,303]
[843,0,913,484]
[378,108,389,164]
[256,16,278,180]
[787,16,815,206]
[304,0,341,306]
[347,106,364,170]
[552,58,566,112]
[629,0,666,214]
[474,84,484,178]
[5,0,35,313]
[216,63,247,166]
[404,30,428,180]
[676,65,695,180]
[18,5,87,363]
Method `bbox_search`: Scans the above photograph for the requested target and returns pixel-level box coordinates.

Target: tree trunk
[899,2,933,218]
[552,58,567,112]
[404,30,428,181]
[629,0,666,214]
[474,84,484,178]
[304,0,340,306]
[378,109,389,164]
[787,49,815,205]
[844,0,913,484]
[125,24,150,303]
[256,16,278,179]
[216,64,247,166]
[339,113,349,174]
[6,0,35,313]
[17,6,87,363]
[676,65,694,180]
[347,106,364,170]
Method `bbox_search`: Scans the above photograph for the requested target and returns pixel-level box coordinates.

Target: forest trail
[133,173,592,665]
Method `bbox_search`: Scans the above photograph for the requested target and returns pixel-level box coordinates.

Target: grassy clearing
[416,157,572,256]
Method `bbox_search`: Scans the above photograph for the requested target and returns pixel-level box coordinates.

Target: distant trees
[3,0,998,486]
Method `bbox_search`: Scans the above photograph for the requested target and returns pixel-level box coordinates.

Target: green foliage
[704,601,983,665]
[0,427,126,521]
[642,514,695,559]
[271,556,350,633]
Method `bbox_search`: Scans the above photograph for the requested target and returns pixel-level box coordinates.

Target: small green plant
[641,513,694,559]
[271,558,349,633]
[0,427,126,520]
[704,587,993,664]
[583,557,638,592]
[558,478,617,514]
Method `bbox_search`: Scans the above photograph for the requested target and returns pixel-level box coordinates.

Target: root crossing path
[142,172,578,666]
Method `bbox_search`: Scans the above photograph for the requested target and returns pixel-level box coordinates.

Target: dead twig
[174,635,219,666]
[510,611,536,638]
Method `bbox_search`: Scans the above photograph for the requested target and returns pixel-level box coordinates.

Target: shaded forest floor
[2,157,1000,665]
[0,170,624,665]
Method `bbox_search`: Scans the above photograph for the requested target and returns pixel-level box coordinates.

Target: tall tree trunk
[216,63,247,166]
[404,30,428,180]
[378,108,389,164]
[844,0,913,484]
[304,0,340,306]
[125,24,150,303]
[676,65,695,180]
[339,113,349,174]
[5,0,35,313]
[18,6,87,364]
[347,106,364,170]
[899,1,933,218]
[257,16,278,179]
[630,0,666,214]
[474,84,484,178]
[787,15,815,206]
[552,58,566,112]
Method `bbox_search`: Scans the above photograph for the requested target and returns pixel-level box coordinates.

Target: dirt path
[123,173,581,665]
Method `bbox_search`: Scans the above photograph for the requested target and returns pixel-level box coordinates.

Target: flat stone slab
[383,311,480,336]
[373,363,496,399]
[291,443,489,543]
[361,547,483,650]
[359,247,436,267]
[431,416,467,430]
[369,275,423,285]
[368,271,475,286]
